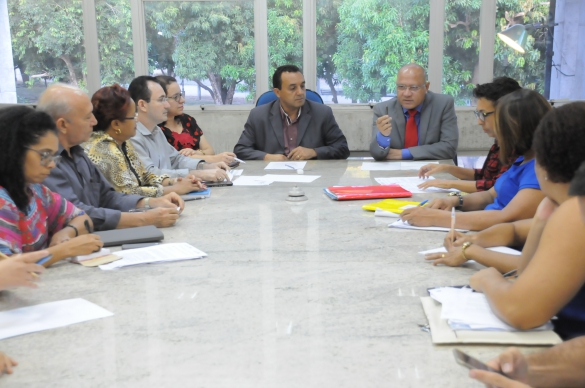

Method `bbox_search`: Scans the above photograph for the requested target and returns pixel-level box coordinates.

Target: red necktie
[404,109,418,148]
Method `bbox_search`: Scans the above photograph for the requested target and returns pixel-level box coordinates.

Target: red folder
[323,185,412,201]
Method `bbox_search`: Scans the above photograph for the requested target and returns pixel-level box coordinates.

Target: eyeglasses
[169,92,185,102]
[123,113,138,121]
[396,84,425,92]
[156,96,169,103]
[473,110,495,122]
[26,147,61,166]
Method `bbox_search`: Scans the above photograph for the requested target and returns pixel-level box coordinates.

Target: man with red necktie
[369,63,459,161]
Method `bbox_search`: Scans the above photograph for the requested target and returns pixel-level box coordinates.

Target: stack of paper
[375,177,459,194]
[99,242,207,270]
[389,219,469,232]
[428,287,553,332]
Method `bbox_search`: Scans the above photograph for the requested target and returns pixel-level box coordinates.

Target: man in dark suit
[234,65,349,160]
[369,64,458,161]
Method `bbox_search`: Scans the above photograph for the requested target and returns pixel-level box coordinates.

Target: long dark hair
[0,106,58,212]
[494,89,551,164]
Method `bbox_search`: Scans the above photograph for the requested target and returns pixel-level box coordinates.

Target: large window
[8,0,86,103]
[144,1,255,105]
[316,0,430,104]
[442,2,480,106]
[493,0,549,94]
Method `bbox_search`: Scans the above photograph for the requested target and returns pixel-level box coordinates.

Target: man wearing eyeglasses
[40,83,184,231]
[417,77,522,193]
[128,76,230,183]
[369,63,458,161]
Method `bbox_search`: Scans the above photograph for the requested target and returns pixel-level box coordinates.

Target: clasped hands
[264,146,317,161]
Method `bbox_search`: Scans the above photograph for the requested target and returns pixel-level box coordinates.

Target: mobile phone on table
[228,160,240,168]
[453,349,503,374]
[203,181,233,187]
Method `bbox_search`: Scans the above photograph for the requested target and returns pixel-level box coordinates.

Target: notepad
[388,219,469,232]
[362,198,421,213]
[429,287,553,332]
[181,187,211,200]
[375,177,459,194]
[99,242,207,270]
[265,161,306,170]
[232,176,272,186]
[419,246,521,256]
[0,298,113,340]
[324,185,412,201]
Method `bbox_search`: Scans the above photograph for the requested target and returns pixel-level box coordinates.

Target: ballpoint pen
[0,251,42,277]
[450,207,456,245]
[419,199,429,207]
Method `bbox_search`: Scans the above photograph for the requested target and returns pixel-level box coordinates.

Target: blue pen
[419,199,429,207]
[285,164,296,170]
[37,254,53,265]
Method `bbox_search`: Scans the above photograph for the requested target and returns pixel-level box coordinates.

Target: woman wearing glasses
[401,89,548,231]
[156,75,237,165]
[417,77,521,192]
[83,84,205,197]
[0,106,103,267]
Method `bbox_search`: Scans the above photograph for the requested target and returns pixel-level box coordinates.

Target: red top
[474,141,517,191]
[160,114,204,151]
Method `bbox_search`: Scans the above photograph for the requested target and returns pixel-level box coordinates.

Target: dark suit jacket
[234,99,350,160]
[369,91,459,160]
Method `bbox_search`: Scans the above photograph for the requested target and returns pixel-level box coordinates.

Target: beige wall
[188,105,493,154]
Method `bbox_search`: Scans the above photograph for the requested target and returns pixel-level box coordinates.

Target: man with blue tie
[369,63,459,161]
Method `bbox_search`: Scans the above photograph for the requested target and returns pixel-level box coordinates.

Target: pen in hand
[419,199,429,207]
[450,208,456,245]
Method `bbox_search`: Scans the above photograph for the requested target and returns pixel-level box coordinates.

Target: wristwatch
[461,241,472,260]
[449,191,464,209]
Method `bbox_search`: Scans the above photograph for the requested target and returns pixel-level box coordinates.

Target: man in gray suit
[234,65,349,160]
[370,64,458,161]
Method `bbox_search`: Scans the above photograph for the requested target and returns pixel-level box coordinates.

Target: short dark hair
[128,75,160,104]
[473,77,522,103]
[155,75,177,94]
[272,65,302,89]
[91,84,134,132]
[534,102,585,183]
[495,89,551,163]
[0,106,57,212]
[569,161,585,196]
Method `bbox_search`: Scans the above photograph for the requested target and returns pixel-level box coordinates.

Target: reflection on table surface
[1,160,544,387]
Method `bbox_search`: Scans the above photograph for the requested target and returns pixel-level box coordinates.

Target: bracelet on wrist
[449,192,464,208]
[461,241,472,260]
[65,224,79,237]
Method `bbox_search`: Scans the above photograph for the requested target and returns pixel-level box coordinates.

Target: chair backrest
[255,89,324,106]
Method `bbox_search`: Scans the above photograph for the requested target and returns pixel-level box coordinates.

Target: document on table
[265,161,306,170]
[264,174,320,183]
[228,169,244,181]
[361,162,401,171]
[419,246,521,256]
[374,209,400,218]
[375,177,459,194]
[389,219,469,232]
[400,161,439,171]
[429,287,553,331]
[100,242,207,270]
[232,176,272,186]
[0,298,113,340]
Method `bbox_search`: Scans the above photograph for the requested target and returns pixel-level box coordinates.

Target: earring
[115,128,122,135]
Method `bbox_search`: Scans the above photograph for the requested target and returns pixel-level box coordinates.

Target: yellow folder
[361,199,421,213]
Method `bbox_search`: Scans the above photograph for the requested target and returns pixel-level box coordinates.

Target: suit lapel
[418,91,433,144]
[296,101,311,145]
[270,101,285,149]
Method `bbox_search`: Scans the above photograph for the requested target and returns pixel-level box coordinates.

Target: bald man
[370,64,459,161]
[39,84,183,231]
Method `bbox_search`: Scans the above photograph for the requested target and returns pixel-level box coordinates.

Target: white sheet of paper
[388,219,469,232]
[232,176,272,186]
[100,243,207,270]
[419,246,521,256]
[400,161,439,171]
[375,176,459,194]
[228,169,244,181]
[374,209,400,218]
[0,298,113,340]
[361,162,402,171]
[263,174,320,183]
[264,161,307,170]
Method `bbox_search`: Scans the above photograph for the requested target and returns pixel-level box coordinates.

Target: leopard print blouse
[83,131,169,198]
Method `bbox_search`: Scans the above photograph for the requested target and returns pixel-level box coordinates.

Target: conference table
[1,160,546,387]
